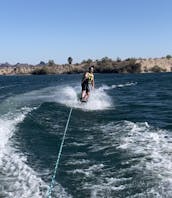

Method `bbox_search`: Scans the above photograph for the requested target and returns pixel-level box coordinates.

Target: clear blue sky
[0,0,172,64]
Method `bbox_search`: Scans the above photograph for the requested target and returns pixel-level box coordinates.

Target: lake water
[0,73,172,198]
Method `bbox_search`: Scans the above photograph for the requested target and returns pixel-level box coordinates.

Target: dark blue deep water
[0,73,172,198]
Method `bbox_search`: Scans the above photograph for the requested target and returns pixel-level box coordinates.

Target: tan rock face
[136,58,172,72]
[0,66,39,75]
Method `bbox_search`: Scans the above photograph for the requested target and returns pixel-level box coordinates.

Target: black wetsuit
[82,78,90,93]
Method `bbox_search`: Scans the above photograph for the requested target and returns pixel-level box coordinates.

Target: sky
[0,0,172,64]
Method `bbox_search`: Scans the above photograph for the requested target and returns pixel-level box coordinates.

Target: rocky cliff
[0,57,172,75]
[136,58,172,72]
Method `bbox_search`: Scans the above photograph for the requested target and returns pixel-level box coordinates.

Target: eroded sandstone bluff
[0,57,172,75]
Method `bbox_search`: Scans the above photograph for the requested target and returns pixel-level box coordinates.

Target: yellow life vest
[87,72,94,83]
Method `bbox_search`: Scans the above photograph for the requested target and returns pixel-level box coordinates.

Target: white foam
[0,107,32,159]
[106,121,172,196]
[0,147,71,198]
[81,121,172,197]
[70,164,104,178]
[85,176,128,198]
[53,86,112,111]
[4,84,112,111]
[0,81,134,113]
[67,159,90,165]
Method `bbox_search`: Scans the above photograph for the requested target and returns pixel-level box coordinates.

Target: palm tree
[68,57,73,64]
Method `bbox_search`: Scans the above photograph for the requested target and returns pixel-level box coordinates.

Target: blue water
[0,73,172,197]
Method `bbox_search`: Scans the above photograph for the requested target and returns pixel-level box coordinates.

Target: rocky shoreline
[0,57,172,75]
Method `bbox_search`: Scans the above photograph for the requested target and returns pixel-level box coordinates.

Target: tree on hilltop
[68,57,73,64]
[39,61,46,65]
[101,57,112,63]
[48,60,55,66]
[116,57,121,62]
[166,55,172,59]
[81,59,93,64]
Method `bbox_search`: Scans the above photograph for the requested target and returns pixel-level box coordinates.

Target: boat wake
[0,107,71,198]
[98,82,137,91]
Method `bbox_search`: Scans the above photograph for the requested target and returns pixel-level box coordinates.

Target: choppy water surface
[0,73,172,198]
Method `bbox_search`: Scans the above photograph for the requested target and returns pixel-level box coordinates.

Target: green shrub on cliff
[32,67,49,75]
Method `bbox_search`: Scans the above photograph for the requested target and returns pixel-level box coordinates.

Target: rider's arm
[82,72,88,84]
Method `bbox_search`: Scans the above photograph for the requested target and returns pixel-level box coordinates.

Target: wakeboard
[78,93,88,103]
[80,98,88,103]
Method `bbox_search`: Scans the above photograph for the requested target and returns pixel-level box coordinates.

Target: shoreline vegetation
[0,55,172,75]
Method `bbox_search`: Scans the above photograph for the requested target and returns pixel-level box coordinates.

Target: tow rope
[47,107,73,198]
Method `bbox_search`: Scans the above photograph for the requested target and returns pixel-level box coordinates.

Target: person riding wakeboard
[80,65,95,102]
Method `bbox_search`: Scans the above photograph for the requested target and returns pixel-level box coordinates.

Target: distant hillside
[0,57,172,75]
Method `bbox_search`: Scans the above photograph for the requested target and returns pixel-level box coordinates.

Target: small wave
[99,82,137,91]
[0,85,16,90]
[0,107,32,158]
[0,147,71,198]
[0,148,47,198]
[69,164,104,178]
[67,159,90,165]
